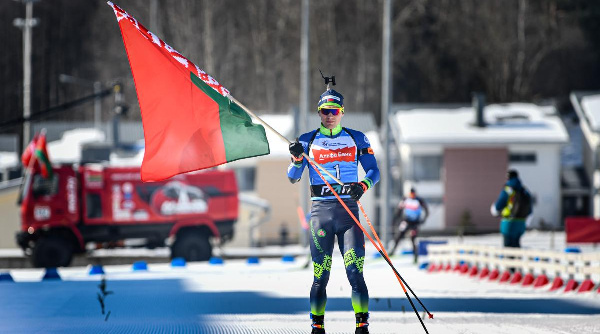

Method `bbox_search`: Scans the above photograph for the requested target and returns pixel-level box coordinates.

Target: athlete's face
[319,107,343,129]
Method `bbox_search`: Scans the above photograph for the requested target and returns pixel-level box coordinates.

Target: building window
[509,153,536,163]
[234,167,257,192]
[412,155,442,181]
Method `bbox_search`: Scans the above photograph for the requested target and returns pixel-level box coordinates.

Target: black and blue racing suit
[287,123,380,316]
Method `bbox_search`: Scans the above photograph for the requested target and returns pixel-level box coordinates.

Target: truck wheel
[32,235,73,268]
[171,232,212,262]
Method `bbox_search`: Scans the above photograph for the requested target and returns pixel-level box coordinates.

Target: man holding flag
[287,88,380,334]
[108,3,431,332]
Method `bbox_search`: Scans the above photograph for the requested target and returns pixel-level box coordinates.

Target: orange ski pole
[357,201,433,319]
[306,159,431,333]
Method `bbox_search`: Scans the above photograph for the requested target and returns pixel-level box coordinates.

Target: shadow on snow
[1,278,599,318]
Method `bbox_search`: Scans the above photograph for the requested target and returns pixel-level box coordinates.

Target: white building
[570,91,600,218]
[392,102,569,232]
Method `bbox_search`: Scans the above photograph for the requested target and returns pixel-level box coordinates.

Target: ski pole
[357,201,433,319]
[306,159,430,334]
[296,206,309,231]
[356,201,404,286]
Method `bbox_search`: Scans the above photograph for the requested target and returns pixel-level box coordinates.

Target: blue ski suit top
[286,124,380,199]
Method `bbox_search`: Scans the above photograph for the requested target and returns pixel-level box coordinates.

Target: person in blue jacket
[287,88,380,334]
[491,169,532,248]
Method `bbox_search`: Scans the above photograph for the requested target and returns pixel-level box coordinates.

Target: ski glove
[289,140,304,159]
[349,182,368,201]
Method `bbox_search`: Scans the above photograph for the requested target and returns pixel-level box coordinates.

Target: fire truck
[16,164,239,268]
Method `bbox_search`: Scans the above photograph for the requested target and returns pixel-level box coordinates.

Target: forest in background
[1,0,600,137]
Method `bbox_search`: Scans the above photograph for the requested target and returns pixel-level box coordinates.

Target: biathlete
[287,87,380,334]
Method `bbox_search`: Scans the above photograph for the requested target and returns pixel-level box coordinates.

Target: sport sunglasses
[318,107,343,116]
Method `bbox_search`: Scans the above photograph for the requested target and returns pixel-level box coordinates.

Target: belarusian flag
[34,132,53,179]
[108,2,270,182]
[21,133,38,168]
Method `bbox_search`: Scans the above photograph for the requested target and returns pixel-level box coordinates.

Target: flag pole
[25,128,46,172]
[226,94,343,185]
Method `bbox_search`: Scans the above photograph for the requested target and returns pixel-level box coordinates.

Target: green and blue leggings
[309,199,368,316]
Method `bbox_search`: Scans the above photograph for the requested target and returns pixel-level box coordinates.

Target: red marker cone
[479,267,490,280]
[510,271,523,284]
[499,271,512,283]
[549,276,564,291]
[521,273,535,286]
[577,279,595,293]
[533,274,549,288]
[563,279,579,292]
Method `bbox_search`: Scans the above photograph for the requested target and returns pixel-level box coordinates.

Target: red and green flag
[108,2,270,182]
[21,133,38,168]
[21,132,53,179]
[34,132,53,179]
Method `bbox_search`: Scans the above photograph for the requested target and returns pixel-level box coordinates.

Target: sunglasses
[319,108,342,116]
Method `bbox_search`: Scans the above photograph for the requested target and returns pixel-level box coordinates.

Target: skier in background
[390,187,429,264]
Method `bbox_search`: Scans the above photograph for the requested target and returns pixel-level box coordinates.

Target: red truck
[16,164,239,268]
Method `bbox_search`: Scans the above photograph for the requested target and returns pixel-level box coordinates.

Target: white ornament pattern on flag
[107,1,230,97]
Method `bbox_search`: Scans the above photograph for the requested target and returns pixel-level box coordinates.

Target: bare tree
[2,0,600,134]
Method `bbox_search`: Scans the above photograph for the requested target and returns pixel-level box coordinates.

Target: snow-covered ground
[1,232,599,334]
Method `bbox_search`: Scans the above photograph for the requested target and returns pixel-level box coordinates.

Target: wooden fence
[426,243,600,293]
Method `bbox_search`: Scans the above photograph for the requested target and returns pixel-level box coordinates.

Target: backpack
[510,187,532,219]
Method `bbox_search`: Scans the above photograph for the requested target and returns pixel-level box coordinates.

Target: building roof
[393,103,569,145]
[48,128,107,163]
[0,152,17,169]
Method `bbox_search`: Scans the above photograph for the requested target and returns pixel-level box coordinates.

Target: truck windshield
[31,174,59,198]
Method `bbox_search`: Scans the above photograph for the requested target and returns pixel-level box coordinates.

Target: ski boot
[355,312,369,334]
[310,313,325,334]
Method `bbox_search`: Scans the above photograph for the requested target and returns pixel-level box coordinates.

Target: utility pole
[299,0,310,246]
[381,0,393,247]
[149,0,162,38]
[13,0,39,155]
[112,83,124,149]
[94,81,102,129]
